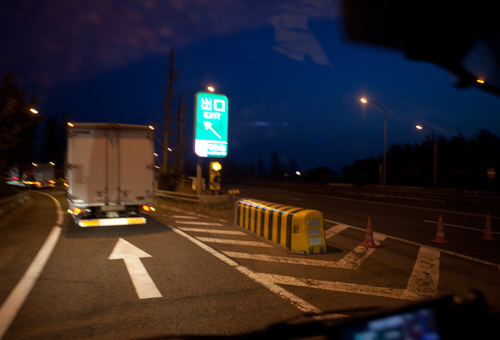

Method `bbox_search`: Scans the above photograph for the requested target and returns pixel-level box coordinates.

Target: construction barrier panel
[235,198,327,254]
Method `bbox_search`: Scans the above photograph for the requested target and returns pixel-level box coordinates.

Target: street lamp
[360,97,388,185]
[416,125,438,188]
[30,108,38,114]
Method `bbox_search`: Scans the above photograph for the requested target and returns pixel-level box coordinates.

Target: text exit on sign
[194,92,229,157]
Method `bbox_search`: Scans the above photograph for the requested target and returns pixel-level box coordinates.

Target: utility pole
[173,94,187,177]
[161,47,175,175]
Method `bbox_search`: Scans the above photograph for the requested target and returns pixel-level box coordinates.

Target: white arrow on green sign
[194,92,228,157]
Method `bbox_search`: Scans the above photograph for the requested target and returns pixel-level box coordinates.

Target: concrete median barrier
[235,198,326,254]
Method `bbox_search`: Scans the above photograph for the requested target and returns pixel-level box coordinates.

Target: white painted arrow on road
[204,121,222,139]
[108,238,162,299]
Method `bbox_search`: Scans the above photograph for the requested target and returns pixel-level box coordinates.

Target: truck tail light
[142,205,151,212]
[73,207,82,215]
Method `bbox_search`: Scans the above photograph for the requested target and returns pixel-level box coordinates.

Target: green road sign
[194,92,228,157]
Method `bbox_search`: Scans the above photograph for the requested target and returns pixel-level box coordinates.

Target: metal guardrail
[310,184,500,207]
[154,189,201,202]
[226,180,500,208]
[0,191,30,217]
[154,189,231,204]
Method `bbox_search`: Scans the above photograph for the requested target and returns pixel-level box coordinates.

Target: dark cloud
[1,0,336,86]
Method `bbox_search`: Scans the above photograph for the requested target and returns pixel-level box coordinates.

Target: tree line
[0,73,41,197]
[219,129,500,192]
[341,129,500,191]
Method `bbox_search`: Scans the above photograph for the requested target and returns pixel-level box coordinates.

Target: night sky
[2,0,499,173]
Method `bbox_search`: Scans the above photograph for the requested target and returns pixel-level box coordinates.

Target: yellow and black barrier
[235,199,327,254]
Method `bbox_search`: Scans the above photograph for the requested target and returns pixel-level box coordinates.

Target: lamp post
[416,125,438,188]
[360,98,388,185]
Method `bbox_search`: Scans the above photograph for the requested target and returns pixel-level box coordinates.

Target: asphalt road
[1,187,499,339]
[233,185,500,265]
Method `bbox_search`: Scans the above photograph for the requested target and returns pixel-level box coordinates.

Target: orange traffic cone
[481,213,497,241]
[361,217,379,247]
[431,215,449,243]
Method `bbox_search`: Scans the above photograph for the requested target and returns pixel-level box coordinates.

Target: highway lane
[1,188,500,339]
[0,190,303,339]
[154,198,500,321]
[232,185,500,265]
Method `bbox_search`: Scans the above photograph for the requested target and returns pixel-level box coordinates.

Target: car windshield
[1,1,499,339]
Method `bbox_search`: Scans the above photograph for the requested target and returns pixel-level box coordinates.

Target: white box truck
[66,122,155,227]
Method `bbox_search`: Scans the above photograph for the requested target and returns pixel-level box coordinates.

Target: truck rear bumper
[79,217,146,227]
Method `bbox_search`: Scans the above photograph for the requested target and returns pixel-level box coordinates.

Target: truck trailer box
[66,122,155,227]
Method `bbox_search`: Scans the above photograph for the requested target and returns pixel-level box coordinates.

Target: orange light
[73,207,82,215]
[142,205,151,212]
[211,162,222,171]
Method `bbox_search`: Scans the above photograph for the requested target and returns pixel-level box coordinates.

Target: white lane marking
[0,193,63,340]
[269,194,302,201]
[404,247,440,298]
[315,194,498,219]
[172,215,199,219]
[196,237,272,247]
[324,224,350,239]
[175,221,223,226]
[222,252,341,267]
[178,228,245,235]
[222,236,387,270]
[335,235,387,269]
[325,219,500,270]
[169,227,323,316]
[259,273,420,301]
[108,238,162,299]
[260,246,439,302]
[423,219,500,235]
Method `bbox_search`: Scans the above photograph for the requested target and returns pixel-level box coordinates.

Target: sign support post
[194,91,228,195]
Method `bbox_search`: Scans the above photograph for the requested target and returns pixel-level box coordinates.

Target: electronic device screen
[341,307,441,340]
